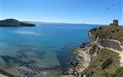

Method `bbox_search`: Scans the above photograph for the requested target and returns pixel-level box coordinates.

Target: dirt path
[119,52,123,66]
[97,41,123,66]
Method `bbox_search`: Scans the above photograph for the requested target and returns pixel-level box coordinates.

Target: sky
[0,0,123,24]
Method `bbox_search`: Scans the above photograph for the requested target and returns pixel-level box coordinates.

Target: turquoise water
[0,23,98,77]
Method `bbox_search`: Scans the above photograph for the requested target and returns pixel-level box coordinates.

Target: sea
[0,23,98,77]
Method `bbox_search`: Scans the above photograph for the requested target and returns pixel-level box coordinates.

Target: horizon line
[1,18,122,25]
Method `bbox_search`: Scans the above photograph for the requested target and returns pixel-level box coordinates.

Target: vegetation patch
[81,45,120,77]
[108,67,123,77]
[90,26,123,45]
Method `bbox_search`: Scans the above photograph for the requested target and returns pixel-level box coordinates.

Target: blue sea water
[0,23,98,77]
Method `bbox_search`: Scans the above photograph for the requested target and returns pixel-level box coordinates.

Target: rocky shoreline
[62,21,123,77]
[61,45,93,77]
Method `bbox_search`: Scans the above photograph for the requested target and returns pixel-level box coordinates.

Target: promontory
[0,19,36,27]
[62,20,123,77]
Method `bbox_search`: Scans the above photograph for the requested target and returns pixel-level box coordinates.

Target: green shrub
[116,29,119,32]
[109,67,123,77]
[101,58,112,70]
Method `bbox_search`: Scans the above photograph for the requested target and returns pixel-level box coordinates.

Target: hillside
[65,25,123,77]
[0,19,36,27]
[76,26,123,77]
[90,26,123,45]
[81,26,123,77]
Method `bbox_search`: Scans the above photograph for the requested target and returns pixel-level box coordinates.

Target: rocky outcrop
[97,39,123,51]
[0,19,36,27]
[65,25,123,77]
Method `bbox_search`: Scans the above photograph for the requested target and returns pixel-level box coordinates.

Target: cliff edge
[80,26,123,77]
[64,21,123,77]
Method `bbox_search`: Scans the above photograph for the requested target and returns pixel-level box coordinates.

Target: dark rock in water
[0,19,36,27]
[56,43,78,73]
[80,44,85,48]
[70,61,79,67]
[63,71,69,75]
[0,55,25,65]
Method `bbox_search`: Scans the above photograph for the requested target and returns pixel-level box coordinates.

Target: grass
[81,45,120,77]
[90,26,123,45]
[108,67,123,77]
[81,26,123,77]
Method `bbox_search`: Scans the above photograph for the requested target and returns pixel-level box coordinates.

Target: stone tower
[113,20,118,26]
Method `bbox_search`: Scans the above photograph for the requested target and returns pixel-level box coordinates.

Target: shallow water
[0,23,98,77]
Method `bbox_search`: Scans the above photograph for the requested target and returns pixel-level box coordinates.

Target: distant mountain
[0,19,36,27]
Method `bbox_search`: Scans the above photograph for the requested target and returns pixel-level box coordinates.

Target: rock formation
[64,24,123,77]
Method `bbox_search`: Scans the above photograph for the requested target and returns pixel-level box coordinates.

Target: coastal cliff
[64,25,123,77]
[81,26,123,77]
[0,19,36,27]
